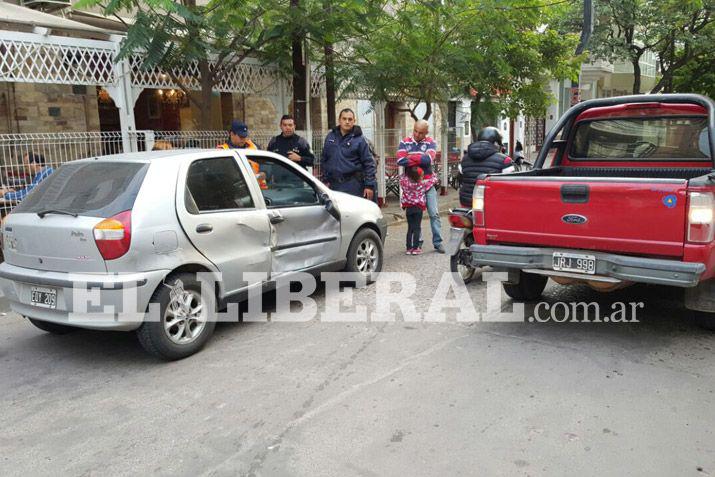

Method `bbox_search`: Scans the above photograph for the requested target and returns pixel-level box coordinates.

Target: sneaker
[434,244,446,254]
[406,249,414,255]
[413,248,423,255]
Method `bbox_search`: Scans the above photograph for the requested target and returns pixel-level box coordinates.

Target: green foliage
[586,0,715,94]
[76,0,292,127]
[340,0,581,120]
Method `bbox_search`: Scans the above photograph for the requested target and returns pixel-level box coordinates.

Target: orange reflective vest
[218,141,267,189]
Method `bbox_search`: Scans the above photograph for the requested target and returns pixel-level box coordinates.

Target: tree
[340,0,581,126]
[77,0,289,129]
[587,0,714,94]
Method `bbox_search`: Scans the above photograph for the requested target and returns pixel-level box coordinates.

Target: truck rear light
[93,210,132,260]
[688,192,714,243]
[448,213,473,229]
[473,185,485,226]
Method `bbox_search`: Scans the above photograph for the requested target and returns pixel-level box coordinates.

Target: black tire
[345,228,383,283]
[691,311,715,331]
[136,273,217,361]
[27,317,77,334]
[502,271,548,301]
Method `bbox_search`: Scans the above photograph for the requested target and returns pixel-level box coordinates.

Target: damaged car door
[177,155,272,296]
[249,154,341,275]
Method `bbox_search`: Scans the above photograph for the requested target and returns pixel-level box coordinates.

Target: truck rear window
[13,161,149,217]
[571,117,710,160]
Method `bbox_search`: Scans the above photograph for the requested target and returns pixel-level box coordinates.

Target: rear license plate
[31,286,57,309]
[552,252,596,275]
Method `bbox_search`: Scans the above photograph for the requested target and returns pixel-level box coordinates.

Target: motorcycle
[445,207,479,283]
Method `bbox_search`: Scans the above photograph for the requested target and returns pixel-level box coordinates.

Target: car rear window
[570,116,710,160]
[13,161,149,217]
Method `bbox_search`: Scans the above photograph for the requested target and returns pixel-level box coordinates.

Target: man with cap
[218,120,266,189]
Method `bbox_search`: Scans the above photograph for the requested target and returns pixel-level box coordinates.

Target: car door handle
[196,223,213,233]
[269,212,285,224]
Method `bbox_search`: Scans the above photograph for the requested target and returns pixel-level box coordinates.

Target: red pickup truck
[465,94,715,325]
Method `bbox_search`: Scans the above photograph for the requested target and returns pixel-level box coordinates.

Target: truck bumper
[469,244,706,288]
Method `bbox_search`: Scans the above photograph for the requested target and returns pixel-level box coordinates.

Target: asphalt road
[1,221,715,476]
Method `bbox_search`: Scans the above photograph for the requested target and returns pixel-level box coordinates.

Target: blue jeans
[423,185,442,248]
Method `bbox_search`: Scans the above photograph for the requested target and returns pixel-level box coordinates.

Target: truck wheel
[345,228,383,283]
[27,318,76,334]
[691,311,715,331]
[502,271,547,301]
[137,273,216,361]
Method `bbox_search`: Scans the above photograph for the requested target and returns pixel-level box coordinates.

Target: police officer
[320,108,376,200]
[267,115,315,169]
[459,127,514,207]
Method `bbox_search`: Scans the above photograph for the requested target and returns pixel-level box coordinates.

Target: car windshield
[13,161,149,217]
[570,116,710,160]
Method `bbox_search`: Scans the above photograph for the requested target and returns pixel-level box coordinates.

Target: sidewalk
[380,187,462,226]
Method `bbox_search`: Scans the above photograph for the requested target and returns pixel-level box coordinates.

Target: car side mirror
[320,192,340,221]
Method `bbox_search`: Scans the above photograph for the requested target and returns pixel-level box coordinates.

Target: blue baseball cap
[230,120,249,137]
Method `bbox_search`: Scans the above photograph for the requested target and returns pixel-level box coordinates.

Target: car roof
[72,149,235,164]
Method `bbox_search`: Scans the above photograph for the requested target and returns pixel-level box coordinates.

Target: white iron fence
[0,129,463,216]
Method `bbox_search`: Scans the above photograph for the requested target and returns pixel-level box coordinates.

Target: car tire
[345,228,383,283]
[27,317,76,334]
[136,273,217,361]
[502,271,548,301]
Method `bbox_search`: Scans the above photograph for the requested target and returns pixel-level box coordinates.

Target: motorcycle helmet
[477,126,503,146]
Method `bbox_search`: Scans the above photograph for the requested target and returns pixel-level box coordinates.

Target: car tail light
[448,213,473,229]
[94,210,132,260]
[688,192,715,243]
[472,185,485,226]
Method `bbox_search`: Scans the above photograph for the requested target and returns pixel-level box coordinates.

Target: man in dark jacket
[321,108,376,200]
[267,115,315,169]
[459,127,514,207]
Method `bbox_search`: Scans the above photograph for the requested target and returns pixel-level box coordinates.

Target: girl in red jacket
[400,166,438,255]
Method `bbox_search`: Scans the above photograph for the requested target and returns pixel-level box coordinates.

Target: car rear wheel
[502,271,548,301]
[137,273,216,361]
[345,228,383,283]
[27,318,77,334]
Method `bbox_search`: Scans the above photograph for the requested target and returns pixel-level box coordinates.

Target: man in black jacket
[267,115,316,169]
[459,127,514,207]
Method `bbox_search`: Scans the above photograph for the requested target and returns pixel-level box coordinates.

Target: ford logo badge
[562,214,587,225]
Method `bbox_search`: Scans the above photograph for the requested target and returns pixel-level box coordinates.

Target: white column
[439,103,449,195]
[110,35,138,153]
[374,101,386,204]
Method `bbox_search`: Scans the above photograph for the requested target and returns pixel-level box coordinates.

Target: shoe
[413,248,423,255]
[406,249,414,255]
[435,244,445,254]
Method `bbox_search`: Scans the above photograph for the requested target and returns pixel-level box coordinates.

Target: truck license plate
[552,252,596,275]
[30,286,57,309]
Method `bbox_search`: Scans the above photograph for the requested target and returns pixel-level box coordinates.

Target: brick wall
[0,83,101,133]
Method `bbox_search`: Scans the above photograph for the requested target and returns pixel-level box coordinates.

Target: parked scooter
[512,141,533,172]
[445,208,479,283]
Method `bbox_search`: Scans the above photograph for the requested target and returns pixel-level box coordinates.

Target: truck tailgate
[482,178,688,257]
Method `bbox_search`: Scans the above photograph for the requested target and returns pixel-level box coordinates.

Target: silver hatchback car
[0,149,386,359]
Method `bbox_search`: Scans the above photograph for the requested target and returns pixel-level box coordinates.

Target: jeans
[423,185,443,248]
[405,207,422,249]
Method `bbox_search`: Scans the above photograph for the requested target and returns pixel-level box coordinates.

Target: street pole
[571,0,594,99]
